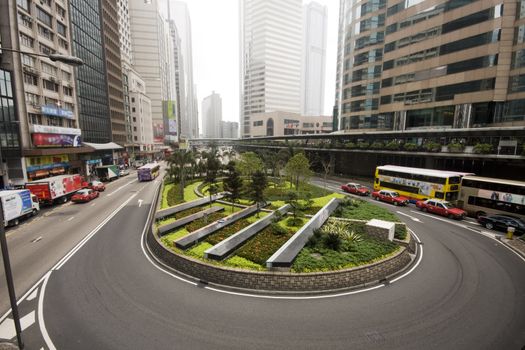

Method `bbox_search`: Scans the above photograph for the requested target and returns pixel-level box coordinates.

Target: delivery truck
[0,189,40,227]
[95,165,119,182]
[25,174,87,205]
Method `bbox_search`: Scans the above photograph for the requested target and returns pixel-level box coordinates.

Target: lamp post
[0,47,83,349]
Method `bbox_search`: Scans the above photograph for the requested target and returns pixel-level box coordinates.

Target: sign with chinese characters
[26,155,70,173]
[41,105,74,119]
[32,133,81,147]
[30,124,81,135]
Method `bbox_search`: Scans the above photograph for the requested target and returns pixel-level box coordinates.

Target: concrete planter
[155,193,224,220]
[158,206,224,236]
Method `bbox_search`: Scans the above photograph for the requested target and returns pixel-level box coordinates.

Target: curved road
[4,176,525,349]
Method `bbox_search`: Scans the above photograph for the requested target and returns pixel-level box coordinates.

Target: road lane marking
[67,217,74,222]
[38,272,55,350]
[107,179,137,197]
[396,211,422,222]
[90,203,96,207]
[31,236,43,243]
[27,288,39,301]
[0,311,35,340]
[138,199,143,207]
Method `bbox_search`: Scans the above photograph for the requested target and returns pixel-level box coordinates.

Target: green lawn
[161,183,175,209]
[332,198,401,222]
[270,192,345,211]
[184,181,202,201]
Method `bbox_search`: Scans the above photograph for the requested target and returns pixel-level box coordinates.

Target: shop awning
[83,142,124,151]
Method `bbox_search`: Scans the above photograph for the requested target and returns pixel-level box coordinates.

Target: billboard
[163,100,178,143]
[153,122,164,143]
[32,133,81,147]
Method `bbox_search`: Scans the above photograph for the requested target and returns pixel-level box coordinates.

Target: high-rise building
[128,69,153,149]
[169,19,185,140]
[128,0,172,145]
[240,0,303,138]
[70,0,112,144]
[0,0,83,184]
[301,1,327,116]
[101,0,127,145]
[169,1,198,139]
[335,0,525,134]
[221,121,239,139]
[202,92,222,139]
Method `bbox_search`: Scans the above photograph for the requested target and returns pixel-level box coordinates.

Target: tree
[236,152,264,177]
[201,146,221,183]
[206,183,220,209]
[168,150,194,200]
[284,153,312,191]
[223,163,243,212]
[285,191,304,226]
[249,170,267,217]
[313,152,332,189]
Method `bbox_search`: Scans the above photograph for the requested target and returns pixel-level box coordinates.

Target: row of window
[340,114,393,130]
[383,30,500,71]
[0,70,21,149]
[23,73,73,96]
[28,113,76,128]
[378,169,448,184]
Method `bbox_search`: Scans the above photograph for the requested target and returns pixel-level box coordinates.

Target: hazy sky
[161,0,338,125]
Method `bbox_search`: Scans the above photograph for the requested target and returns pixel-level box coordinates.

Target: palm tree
[168,150,194,200]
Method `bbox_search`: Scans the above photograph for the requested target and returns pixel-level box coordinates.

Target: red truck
[341,182,371,196]
[371,190,410,206]
[25,174,87,205]
[416,199,466,220]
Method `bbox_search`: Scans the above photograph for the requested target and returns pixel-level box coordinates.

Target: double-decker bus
[374,165,472,202]
[137,163,160,182]
[459,176,525,219]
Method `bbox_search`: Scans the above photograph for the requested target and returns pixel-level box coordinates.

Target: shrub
[423,141,441,152]
[286,217,304,227]
[385,141,400,150]
[403,142,418,151]
[473,143,493,154]
[167,183,184,206]
[357,142,370,149]
[394,225,407,240]
[447,142,465,153]
[307,228,323,247]
[370,141,384,150]
[324,231,343,251]
[345,142,357,149]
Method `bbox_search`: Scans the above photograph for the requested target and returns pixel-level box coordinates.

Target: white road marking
[107,179,137,197]
[31,236,43,243]
[0,311,35,340]
[38,272,55,350]
[396,211,422,222]
[67,217,74,222]
[27,288,39,301]
[90,203,96,207]
[138,199,143,207]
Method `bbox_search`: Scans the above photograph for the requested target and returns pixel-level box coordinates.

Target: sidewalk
[501,236,525,258]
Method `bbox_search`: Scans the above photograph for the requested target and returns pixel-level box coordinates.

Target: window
[63,86,73,96]
[58,38,68,49]
[21,54,35,67]
[23,73,38,86]
[36,6,52,27]
[57,22,67,37]
[47,116,62,126]
[38,24,54,41]
[43,79,58,92]
[39,43,55,55]
[134,136,138,141]
[131,97,135,103]
[25,92,40,105]
[133,126,137,131]
[19,33,34,48]
[17,0,30,12]
[133,117,137,122]
[56,5,66,18]
[132,107,136,112]
[29,113,42,125]
[61,70,71,81]
[18,12,33,28]
[41,62,57,76]
[253,120,263,126]
[509,75,525,93]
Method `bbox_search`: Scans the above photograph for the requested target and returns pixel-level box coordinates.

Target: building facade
[70,0,112,144]
[129,0,172,146]
[302,1,327,116]
[335,0,525,135]
[221,121,239,139]
[201,92,222,139]
[240,0,303,138]
[250,111,332,137]
[101,0,127,145]
[128,69,153,150]
[0,0,86,185]
[169,1,198,140]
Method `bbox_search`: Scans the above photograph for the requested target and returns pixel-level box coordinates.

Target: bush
[357,142,370,149]
[394,225,407,240]
[473,143,493,154]
[423,141,441,152]
[167,183,184,206]
[324,231,343,251]
[286,217,304,227]
[345,142,357,149]
[403,142,418,151]
[385,141,400,150]
[447,142,465,153]
[370,141,384,150]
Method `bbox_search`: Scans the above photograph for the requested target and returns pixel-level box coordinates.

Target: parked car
[119,169,130,177]
[71,189,99,203]
[371,190,409,206]
[477,215,525,235]
[341,182,370,196]
[416,199,466,219]
[88,181,106,192]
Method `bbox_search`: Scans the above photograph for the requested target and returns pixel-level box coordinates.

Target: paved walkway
[502,236,525,258]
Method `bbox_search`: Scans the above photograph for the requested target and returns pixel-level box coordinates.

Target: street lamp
[0,47,83,349]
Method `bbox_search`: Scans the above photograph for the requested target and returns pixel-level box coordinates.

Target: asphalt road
[2,174,525,349]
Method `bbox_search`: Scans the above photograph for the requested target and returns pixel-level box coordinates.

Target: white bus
[459,176,525,219]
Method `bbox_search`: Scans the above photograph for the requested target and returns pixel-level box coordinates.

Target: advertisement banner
[41,105,74,119]
[478,189,525,205]
[26,155,70,173]
[32,133,81,147]
[153,123,164,143]
[163,100,178,143]
[1,191,33,221]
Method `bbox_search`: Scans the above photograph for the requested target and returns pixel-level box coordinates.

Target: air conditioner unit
[49,77,56,82]
[31,103,41,109]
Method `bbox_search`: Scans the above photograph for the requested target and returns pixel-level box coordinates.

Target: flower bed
[205,213,267,246]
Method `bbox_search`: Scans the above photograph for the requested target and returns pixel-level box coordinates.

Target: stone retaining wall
[148,227,412,292]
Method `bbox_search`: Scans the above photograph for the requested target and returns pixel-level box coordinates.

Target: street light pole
[0,203,24,349]
[0,47,84,66]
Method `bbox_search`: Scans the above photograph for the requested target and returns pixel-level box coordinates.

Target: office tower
[101,0,127,145]
[240,0,303,137]
[169,1,198,139]
[70,0,111,143]
[0,0,82,184]
[129,0,172,145]
[302,1,327,116]
[221,121,239,139]
[169,20,185,140]
[202,92,222,139]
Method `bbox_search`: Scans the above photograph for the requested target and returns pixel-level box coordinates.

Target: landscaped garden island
[146,148,417,292]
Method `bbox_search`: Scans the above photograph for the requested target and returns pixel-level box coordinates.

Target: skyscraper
[202,92,222,138]
[70,0,112,143]
[301,1,327,116]
[169,1,198,140]
[240,0,303,138]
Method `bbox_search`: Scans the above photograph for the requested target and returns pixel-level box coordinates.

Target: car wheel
[394,201,399,206]
[448,214,454,219]
[422,207,427,212]
[13,219,19,226]
[62,196,68,204]
[485,222,494,230]
[374,196,379,201]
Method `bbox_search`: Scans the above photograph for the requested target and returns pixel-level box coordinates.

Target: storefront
[26,154,71,181]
